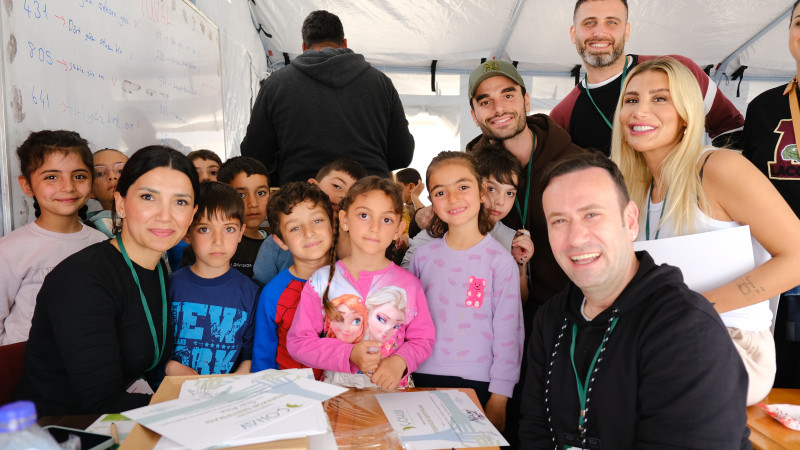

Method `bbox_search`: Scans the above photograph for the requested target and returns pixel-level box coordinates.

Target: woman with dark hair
[15,145,199,415]
[742,0,800,389]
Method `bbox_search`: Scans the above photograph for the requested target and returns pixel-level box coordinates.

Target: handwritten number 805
[27,42,53,65]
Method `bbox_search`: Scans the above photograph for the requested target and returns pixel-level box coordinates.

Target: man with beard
[550,0,744,155]
[465,59,586,449]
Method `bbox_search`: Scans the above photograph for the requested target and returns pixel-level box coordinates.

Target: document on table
[376,390,509,449]
[124,370,346,450]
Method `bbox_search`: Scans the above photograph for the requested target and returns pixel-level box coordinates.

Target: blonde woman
[610,57,800,405]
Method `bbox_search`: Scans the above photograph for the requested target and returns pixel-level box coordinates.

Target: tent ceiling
[250,0,795,80]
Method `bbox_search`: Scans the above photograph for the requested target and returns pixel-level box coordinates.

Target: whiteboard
[0,0,225,233]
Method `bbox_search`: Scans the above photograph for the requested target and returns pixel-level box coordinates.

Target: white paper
[124,370,346,450]
[126,378,155,395]
[376,390,509,449]
[633,226,755,293]
[85,413,135,442]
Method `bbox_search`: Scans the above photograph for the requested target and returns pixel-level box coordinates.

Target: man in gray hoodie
[241,10,414,186]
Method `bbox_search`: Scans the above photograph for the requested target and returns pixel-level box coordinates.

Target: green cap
[468,60,525,99]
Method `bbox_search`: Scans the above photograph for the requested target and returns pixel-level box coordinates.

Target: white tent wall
[193,0,268,159]
[247,0,797,193]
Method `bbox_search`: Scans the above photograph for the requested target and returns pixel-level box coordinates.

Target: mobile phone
[43,425,114,450]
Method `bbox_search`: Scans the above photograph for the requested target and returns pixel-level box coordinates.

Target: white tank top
[641,182,772,331]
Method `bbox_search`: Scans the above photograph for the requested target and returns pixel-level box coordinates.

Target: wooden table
[747,388,800,449]
[40,386,499,449]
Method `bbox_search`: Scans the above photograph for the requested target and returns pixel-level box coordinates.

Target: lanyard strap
[116,234,167,372]
[584,55,630,130]
[785,77,800,145]
[645,179,668,241]
[513,134,537,229]
[569,317,619,431]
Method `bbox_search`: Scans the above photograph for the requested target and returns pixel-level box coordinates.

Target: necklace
[645,178,668,241]
[584,56,630,130]
[545,308,620,449]
[513,133,537,230]
[115,234,167,372]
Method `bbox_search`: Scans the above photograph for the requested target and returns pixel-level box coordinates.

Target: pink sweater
[287,261,434,375]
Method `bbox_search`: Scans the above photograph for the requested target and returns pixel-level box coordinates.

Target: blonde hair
[610,57,710,236]
[365,286,407,315]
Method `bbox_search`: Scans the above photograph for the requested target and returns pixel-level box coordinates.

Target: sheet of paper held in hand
[123,369,346,450]
[633,225,758,293]
[376,390,509,449]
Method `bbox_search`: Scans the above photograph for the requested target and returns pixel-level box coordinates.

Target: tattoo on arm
[736,275,765,299]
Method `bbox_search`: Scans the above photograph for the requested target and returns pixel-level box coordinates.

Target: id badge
[563,433,602,449]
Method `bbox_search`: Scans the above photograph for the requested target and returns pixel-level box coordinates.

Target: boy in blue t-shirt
[167,182,259,376]
[251,182,334,374]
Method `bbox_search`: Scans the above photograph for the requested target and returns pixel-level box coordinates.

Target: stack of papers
[377,390,509,449]
[123,369,346,450]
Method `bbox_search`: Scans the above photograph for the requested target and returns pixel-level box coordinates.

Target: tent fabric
[249,0,795,80]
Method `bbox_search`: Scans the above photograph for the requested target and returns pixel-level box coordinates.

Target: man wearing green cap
[466,59,585,308]
[466,60,585,448]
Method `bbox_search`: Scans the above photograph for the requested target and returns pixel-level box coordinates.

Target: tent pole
[494,0,526,60]
[713,5,793,83]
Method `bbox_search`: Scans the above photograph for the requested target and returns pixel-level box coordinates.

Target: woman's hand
[349,339,381,374]
[370,355,407,389]
[165,360,199,376]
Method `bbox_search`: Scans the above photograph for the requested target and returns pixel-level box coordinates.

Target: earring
[342,224,348,231]
[393,234,398,240]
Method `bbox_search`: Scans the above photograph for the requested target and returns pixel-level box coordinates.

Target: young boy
[187,149,222,182]
[167,182,259,376]
[251,182,334,375]
[184,156,270,278]
[252,158,366,286]
[85,148,128,237]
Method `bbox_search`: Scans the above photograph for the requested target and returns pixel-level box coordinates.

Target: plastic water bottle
[0,401,60,449]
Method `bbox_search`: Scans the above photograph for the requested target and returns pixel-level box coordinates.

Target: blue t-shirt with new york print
[169,266,259,374]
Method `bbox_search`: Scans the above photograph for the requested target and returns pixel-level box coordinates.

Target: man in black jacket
[241,10,414,186]
[520,152,751,449]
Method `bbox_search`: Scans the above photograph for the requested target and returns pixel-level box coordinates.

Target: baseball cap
[468,60,526,99]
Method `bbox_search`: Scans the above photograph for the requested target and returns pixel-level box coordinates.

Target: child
[252,158,366,286]
[287,176,434,389]
[394,167,424,233]
[409,151,524,432]
[86,148,128,237]
[183,156,269,278]
[0,130,106,344]
[187,149,222,182]
[251,181,334,375]
[167,181,258,375]
[167,149,221,270]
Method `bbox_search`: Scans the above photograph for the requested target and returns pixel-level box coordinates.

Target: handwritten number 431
[24,0,48,20]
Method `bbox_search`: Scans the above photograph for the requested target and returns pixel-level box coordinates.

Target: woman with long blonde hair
[611,57,800,405]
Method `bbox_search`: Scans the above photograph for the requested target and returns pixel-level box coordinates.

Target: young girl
[0,130,106,345]
[287,176,434,389]
[86,148,128,237]
[409,151,523,433]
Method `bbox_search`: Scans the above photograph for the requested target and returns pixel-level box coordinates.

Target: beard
[477,110,528,142]
[578,39,625,68]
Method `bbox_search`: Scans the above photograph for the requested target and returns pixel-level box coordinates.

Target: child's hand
[349,339,381,374]
[511,229,533,266]
[414,206,434,230]
[165,360,199,376]
[484,393,508,432]
[370,355,407,389]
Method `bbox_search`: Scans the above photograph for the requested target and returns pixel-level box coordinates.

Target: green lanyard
[513,134,537,229]
[569,317,619,431]
[584,56,629,130]
[645,179,668,241]
[115,234,167,372]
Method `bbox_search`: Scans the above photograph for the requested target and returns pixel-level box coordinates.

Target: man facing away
[519,151,750,449]
[241,10,414,186]
[550,0,744,155]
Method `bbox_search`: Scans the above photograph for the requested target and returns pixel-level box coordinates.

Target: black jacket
[520,251,751,449]
[241,47,414,185]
